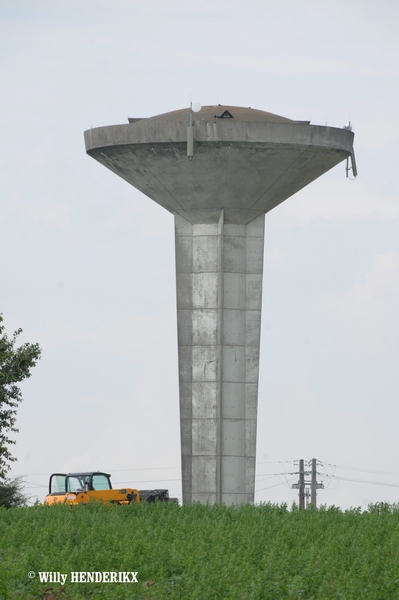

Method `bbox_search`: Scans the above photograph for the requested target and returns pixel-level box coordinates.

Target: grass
[1,501,399,599]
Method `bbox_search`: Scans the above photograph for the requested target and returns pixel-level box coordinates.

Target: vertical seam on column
[245,214,265,503]
[189,227,194,493]
[189,224,195,501]
[174,213,193,504]
[244,218,248,500]
[216,208,224,504]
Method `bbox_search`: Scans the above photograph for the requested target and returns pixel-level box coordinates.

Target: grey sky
[1,0,398,507]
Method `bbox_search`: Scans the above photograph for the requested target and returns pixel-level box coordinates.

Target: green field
[1,501,399,599]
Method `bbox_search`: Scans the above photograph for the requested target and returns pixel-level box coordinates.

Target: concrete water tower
[84,105,355,505]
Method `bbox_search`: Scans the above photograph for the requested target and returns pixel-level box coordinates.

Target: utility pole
[299,459,305,509]
[292,459,324,508]
[291,459,306,508]
[311,458,317,507]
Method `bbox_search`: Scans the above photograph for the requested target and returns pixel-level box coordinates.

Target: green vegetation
[0,314,41,479]
[1,502,399,599]
[0,477,27,509]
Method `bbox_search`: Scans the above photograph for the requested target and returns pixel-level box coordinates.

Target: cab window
[50,475,66,494]
[92,474,111,490]
[67,476,85,492]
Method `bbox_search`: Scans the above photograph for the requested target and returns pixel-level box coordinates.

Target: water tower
[84,105,355,505]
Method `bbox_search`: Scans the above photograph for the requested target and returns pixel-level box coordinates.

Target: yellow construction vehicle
[43,471,174,505]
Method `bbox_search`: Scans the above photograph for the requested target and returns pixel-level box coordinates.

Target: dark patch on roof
[215,110,234,119]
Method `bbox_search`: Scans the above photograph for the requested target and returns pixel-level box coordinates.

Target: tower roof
[130,105,296,124]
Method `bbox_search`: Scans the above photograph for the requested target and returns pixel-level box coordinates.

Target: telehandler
[44,471,174,505]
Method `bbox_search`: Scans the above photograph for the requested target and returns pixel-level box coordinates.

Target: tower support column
[175,210,264,504]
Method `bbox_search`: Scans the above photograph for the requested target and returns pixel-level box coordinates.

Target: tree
[0,314,41,480]
[0,476,27,508]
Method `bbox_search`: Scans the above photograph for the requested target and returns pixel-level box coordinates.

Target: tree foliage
[0,314,41,479]
[0,477,27,508]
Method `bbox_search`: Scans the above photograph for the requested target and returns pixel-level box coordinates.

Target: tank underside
[85,114,353,224]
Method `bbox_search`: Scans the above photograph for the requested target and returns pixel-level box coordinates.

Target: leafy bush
[0,477,27,508]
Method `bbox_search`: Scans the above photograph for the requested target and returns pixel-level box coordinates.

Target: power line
[8,467,324,482]
[321,461,399,478]
[23,472,293,490]
[24,477,183,490]
[256,477,297,493]
[113,478,181,485]
[330,475,399,489]
[18,458,399,480]
[11,466,182,477]
[255,475,277,486]
[256,461,296,465]
[256,472,297,477]
[11,460,299,479]
[18,460,399,499]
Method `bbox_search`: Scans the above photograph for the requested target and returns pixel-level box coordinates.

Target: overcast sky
[1,0,399,508]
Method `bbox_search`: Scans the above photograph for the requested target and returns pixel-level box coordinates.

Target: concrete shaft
[176,210,264,505]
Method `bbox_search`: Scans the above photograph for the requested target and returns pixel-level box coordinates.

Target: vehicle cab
[43,471,138,505]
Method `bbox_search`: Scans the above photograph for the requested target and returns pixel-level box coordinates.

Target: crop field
[1,501,399,599]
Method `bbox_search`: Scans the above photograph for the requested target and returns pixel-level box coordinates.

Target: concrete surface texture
[176,210,264,504]
[84,105,354,504]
